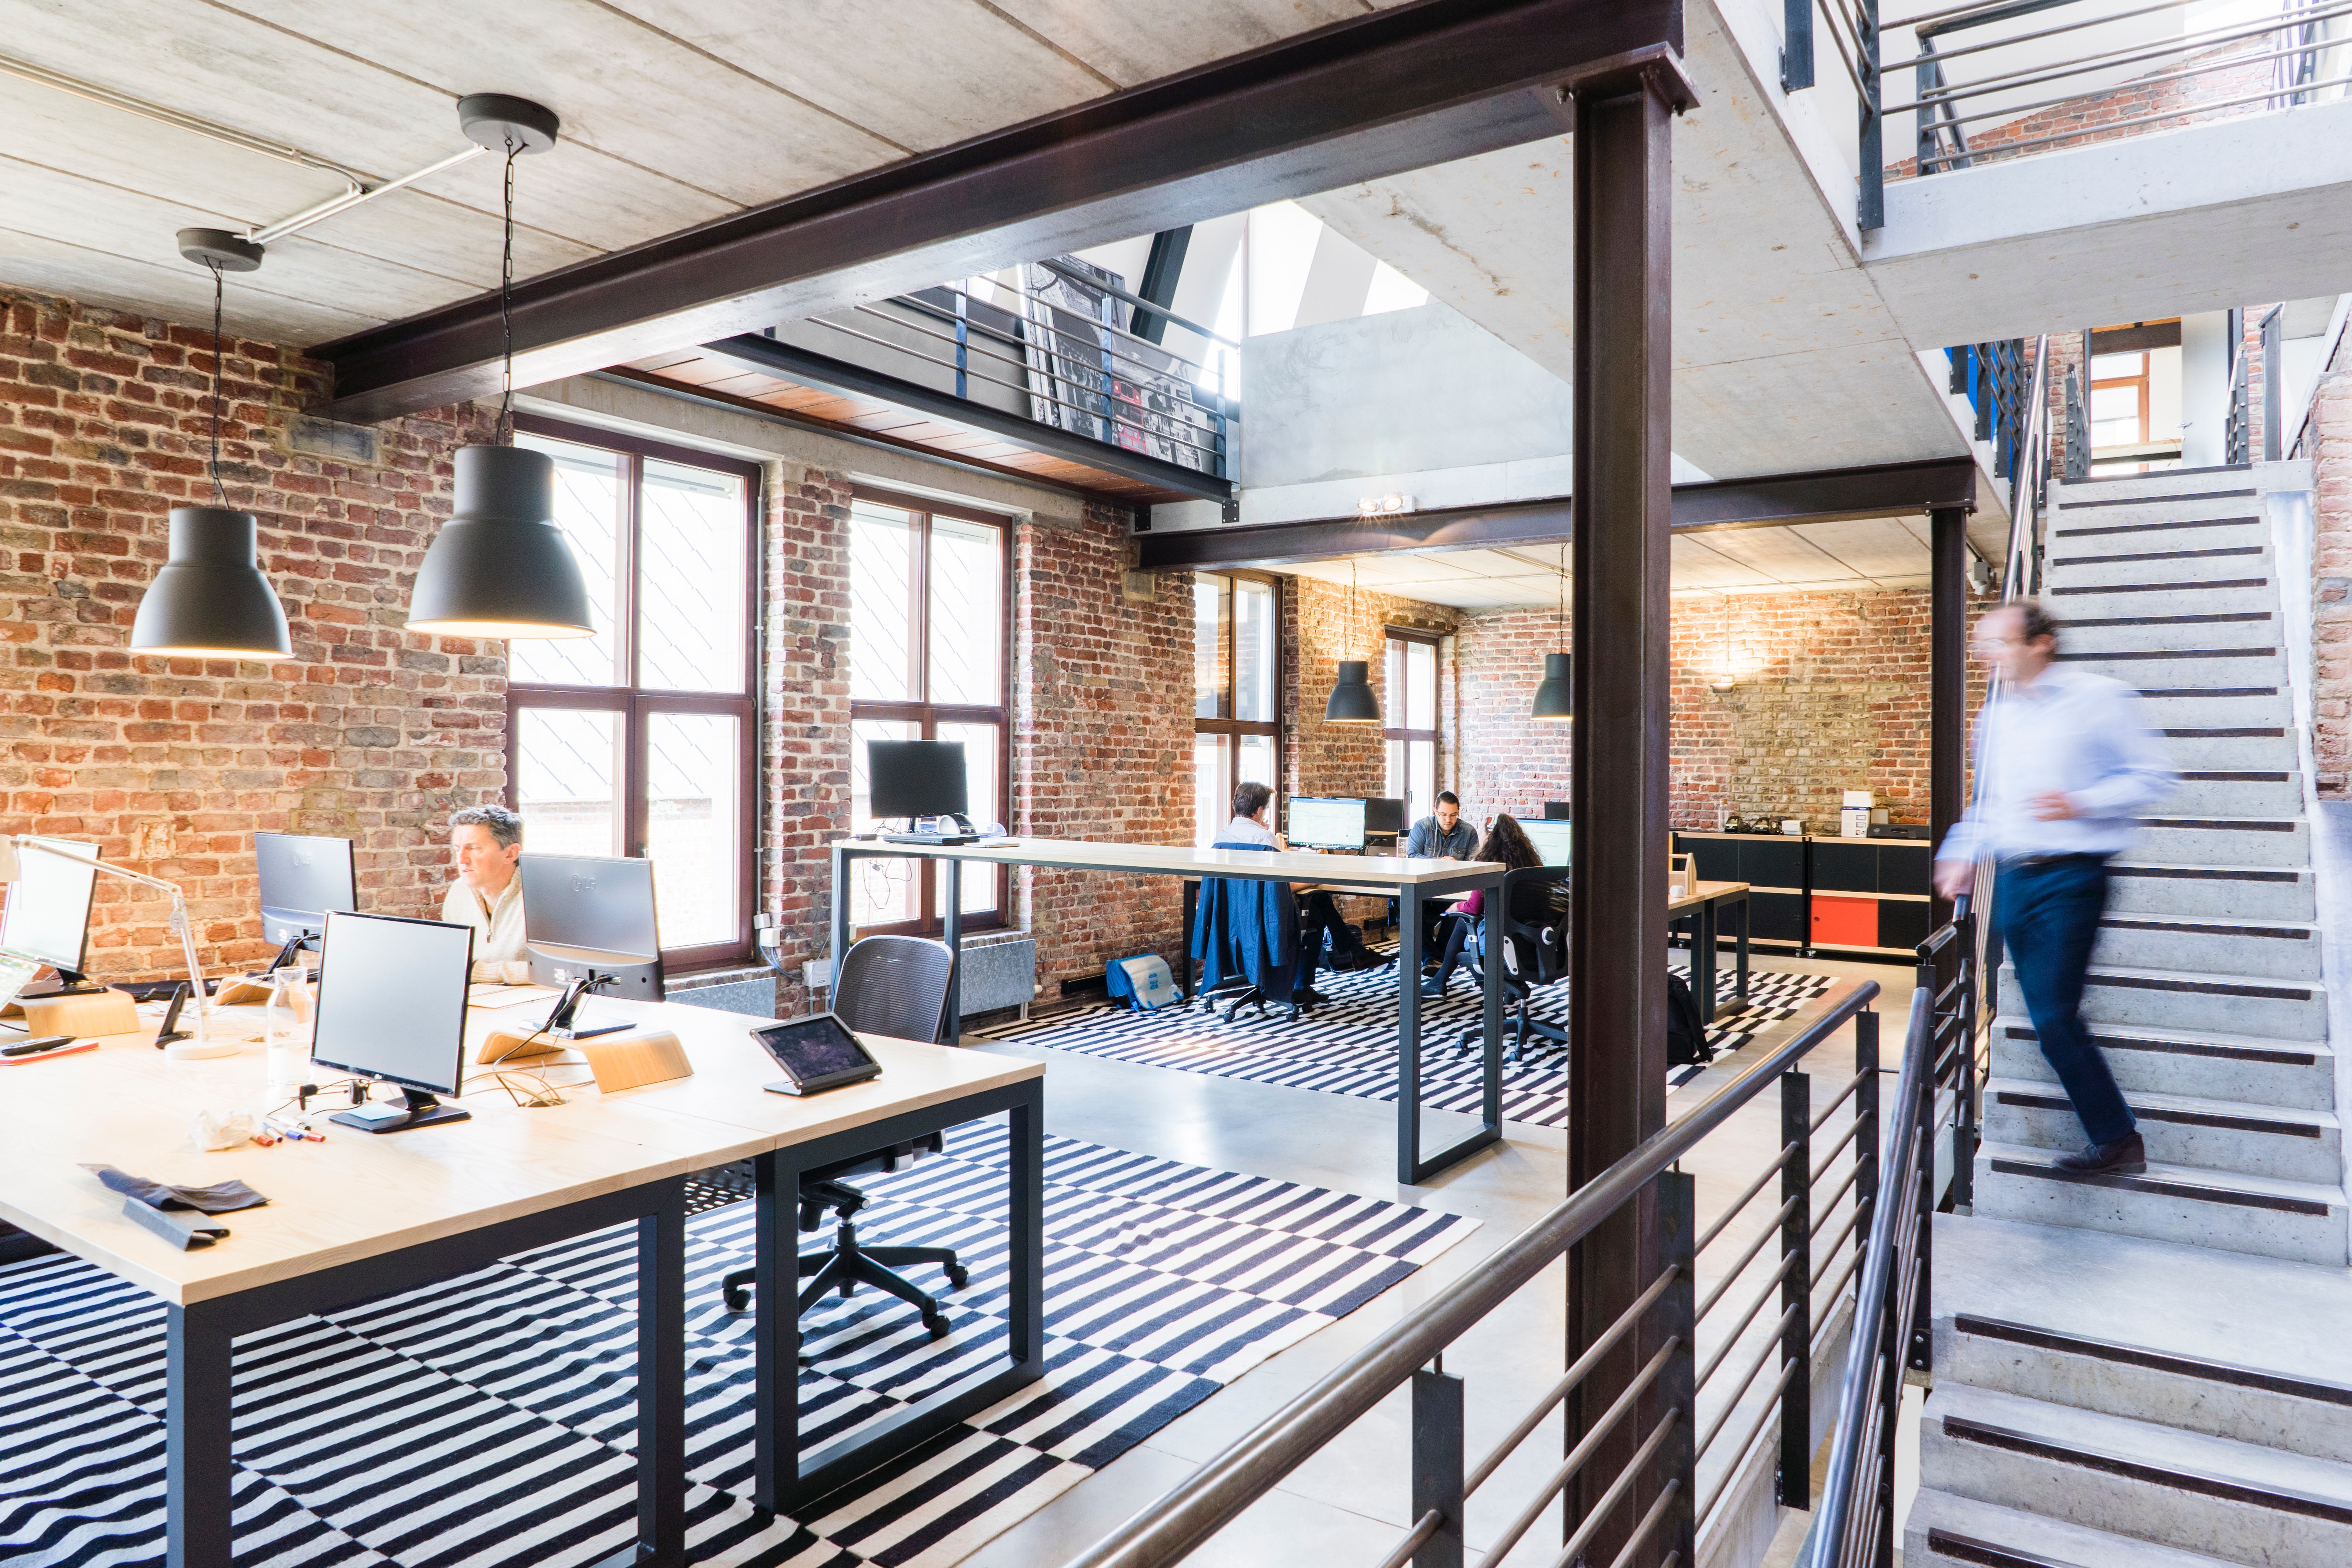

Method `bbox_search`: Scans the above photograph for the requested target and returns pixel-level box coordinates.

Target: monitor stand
[20,966,104,1000]
[545,972,631,1040]
[261,929,316,976]
[329,1088,470,1134]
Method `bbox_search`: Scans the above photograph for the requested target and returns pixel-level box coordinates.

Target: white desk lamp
[0,836,232,1060]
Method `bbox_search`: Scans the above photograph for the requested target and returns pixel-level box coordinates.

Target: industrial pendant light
[1325,558,1383,724]
[407,95,594,640]
[131,231,292,660]
[1530,540,1572,721]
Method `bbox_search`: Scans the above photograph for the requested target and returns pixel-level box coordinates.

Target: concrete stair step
[1921,1382,2352,1565]
[2047,544,2272,590]
[2087,909,2321,979]
[1993,1015,2338,1109]
[2155,729,2296,769]
[1982,1075,2342,1184]
[1995,958,2324,1039]
[2051,469,2258,505]
[1908,1489,2255,1568]
[1974,1139,2349,1263]
[1932,1214,2352,1464]
[2049,513,2268,553]
[2048,580,2279,622]
[2103,862,2315,920]
[2057,646,2284,689]
[2061,609,2277,655]
[2116,814,2309,868]
[2156,770,2304,815]
[2135,689,2289,729]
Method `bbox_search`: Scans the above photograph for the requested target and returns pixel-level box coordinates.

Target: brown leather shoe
[2053,1132,2146,1175]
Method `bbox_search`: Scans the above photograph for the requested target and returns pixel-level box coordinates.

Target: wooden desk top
[0,994,1037,1307]
[1669,879,1750,915]
[837,835,1502,888]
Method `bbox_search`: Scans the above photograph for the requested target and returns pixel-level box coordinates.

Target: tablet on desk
[753,1013,882,1096]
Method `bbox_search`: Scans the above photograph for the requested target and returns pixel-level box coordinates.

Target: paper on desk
[468,983,562,1010]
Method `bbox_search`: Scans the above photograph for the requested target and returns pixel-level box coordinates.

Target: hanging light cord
[496,136,520,445]
[206,259,228,507]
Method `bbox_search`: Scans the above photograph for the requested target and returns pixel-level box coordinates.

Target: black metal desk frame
[829,842,1504,1185]
[167,1178,688,1568]
[1672,883,1752,1026]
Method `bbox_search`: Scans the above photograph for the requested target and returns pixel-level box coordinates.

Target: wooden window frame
[848,483,1014,940]
[1383,626,1443,818]
[1192,569,1284,836]
[2089,351,2152,449]
[503,413,761,973]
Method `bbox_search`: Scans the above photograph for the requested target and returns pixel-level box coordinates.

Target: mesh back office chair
[1440,866,1573,1065]
[721,936,969,1339]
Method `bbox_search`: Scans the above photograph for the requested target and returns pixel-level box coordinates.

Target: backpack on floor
[1667,973,1710,1066]
[1106,954,1178,1012]
[1324,920,1380,972]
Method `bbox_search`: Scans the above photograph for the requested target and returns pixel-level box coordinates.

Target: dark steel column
[1929,504,1968,921]
[1565,57,1689,1568]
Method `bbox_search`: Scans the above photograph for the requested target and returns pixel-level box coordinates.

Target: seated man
[441,803,533,984]
[1403,791,1477,962]
[1220,782,1340,1006]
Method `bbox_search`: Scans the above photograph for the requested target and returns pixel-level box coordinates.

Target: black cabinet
[1673,831,1932,961]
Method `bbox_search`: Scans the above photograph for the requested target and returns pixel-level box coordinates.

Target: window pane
[511,435,623,685]
[851,501,918,702]
[1195,576,1231,719]
[645,712,739,948]
[2089,351,2145,380]
[514,707,624,858]
[1385,738,1404,802]
[851,718,921,926]
[1234,578,1276,722]
[1408,640,1437,731]
[935,722,1001,914]
[1385,638,1406,723]
[1409,740,1436,825]
[638,458,747,692]
[1195,733,1230,847]
[1237,734,1276,821]
[928,517,1004,706]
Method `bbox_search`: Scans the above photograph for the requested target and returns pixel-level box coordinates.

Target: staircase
[1912,461,2352,1566]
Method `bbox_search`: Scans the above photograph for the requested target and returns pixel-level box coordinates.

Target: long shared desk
[0,994,1043,1568]
[831,836,1510,1184]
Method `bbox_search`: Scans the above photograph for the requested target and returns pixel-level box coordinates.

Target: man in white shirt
[442,804,533,984]
[1936,600,2176,1176]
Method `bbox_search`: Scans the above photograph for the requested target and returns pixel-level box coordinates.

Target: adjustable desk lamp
[0,836,230,1060]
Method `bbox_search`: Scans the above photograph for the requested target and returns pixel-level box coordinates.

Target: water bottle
[264,969,313,1095]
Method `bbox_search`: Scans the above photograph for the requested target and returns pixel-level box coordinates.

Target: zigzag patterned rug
[974,960,1836,1131]
[0,1125,1473,1568]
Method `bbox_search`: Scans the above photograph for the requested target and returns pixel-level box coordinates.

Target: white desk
[831,836,1508,1183]
[0,994,1045,1557]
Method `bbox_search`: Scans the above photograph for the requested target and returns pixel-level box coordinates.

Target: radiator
[959,937,1037,1019]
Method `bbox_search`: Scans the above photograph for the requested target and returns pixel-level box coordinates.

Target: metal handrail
[1058,976,1882,1568]
[2002,334,2052,595]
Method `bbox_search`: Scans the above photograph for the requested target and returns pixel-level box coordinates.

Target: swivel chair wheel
[923,1310,951,1339]
[946,1263,970,1288]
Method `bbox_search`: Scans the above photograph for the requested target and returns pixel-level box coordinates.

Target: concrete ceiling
[0,0,1399,345]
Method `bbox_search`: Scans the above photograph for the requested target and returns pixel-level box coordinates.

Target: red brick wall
[2308,328,2352,795]
[1282,573,1457,808]
[1454,606,1574,817]
[0,288,502,980]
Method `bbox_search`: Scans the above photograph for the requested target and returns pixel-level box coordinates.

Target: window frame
[2088,350,2152,450]
[1192,569,1284,843]
[847,483,1015,940]
[503,413,762,973]
[1383,626,1443,823]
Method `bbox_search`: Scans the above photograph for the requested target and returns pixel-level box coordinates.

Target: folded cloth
[81,1164,267,1214]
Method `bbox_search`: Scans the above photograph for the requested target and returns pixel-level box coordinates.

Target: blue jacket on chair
[1192,842,1304,1005]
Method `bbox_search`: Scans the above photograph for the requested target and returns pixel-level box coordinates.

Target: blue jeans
[1994,854,2137,1145]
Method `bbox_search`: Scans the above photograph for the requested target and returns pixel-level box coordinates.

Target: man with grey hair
[443,803,531,983]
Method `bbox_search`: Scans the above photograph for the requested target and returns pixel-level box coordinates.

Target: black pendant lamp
[407,95,594,640]
[1530,540,1572,722]
[133,230,292,660]
[1325,559,1383,724]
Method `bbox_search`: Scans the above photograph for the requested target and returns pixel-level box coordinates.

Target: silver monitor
[1287,797,1367,851]
[1520,819,1575,867]
[311,911,474,1130]
[518,852,664,1003]
[2,836,99,983]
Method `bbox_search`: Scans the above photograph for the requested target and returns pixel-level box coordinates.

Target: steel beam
[1564,61,1679,1568]
[307,0,1681,424]
[1929,503,1968,920]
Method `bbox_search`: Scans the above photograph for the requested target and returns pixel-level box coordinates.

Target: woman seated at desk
[1422,814,1548,998]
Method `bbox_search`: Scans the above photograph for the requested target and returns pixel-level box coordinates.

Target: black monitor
[311,911,474,1132]
[1521,819,1574,867]
[519,852,664,1033]
[1364,798,1406,836]
[1544,801,1572,820]
[256,832,356,962]
[1288,797,1367,851]
[3,835,100,992]
[867,739,969,822]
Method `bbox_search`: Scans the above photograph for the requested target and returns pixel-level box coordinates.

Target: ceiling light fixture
[130,229,293,660]
[1530,538,1572,721]
[1324,558,1383,724]
[407,95,595,641]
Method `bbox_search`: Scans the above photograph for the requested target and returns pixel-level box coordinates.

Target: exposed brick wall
[1281,573,1457,811]
[0,287,502,981]
[2308,328,2352,794]
[1454,606,1574,816]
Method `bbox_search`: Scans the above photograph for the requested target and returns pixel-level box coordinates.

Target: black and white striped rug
[0,1125,1473,1567]
[975,960,1835,1130]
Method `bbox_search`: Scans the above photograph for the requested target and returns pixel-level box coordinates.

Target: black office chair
[1191,843,1311,1021]
[1444,867,1573,1065]
[721,935,969,1339]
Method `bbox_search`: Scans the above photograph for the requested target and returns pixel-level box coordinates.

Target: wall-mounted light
[1356,493,1414,517]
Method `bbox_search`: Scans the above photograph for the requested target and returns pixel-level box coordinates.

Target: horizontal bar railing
[1061,974,1886,1568]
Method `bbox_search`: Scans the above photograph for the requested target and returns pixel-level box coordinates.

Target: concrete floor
[955,952,1920,1566]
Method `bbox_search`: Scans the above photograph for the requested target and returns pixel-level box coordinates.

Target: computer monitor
[1544,801,1573,821]
[867,739,969,822]
[1288,797,1367,851]
[310,911,474,1132]
[256,832,356,958]
[519,853,665,1031]
[1521,818,1574,867]
[1364,798,1406,836]
[2,836,99,991]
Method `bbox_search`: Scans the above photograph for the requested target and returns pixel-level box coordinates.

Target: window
[1193,571,1280,845]
[848,486,1011,935]
[1384,629,1441,822]
[2089,350,2151,452]
[503,415,759,970]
